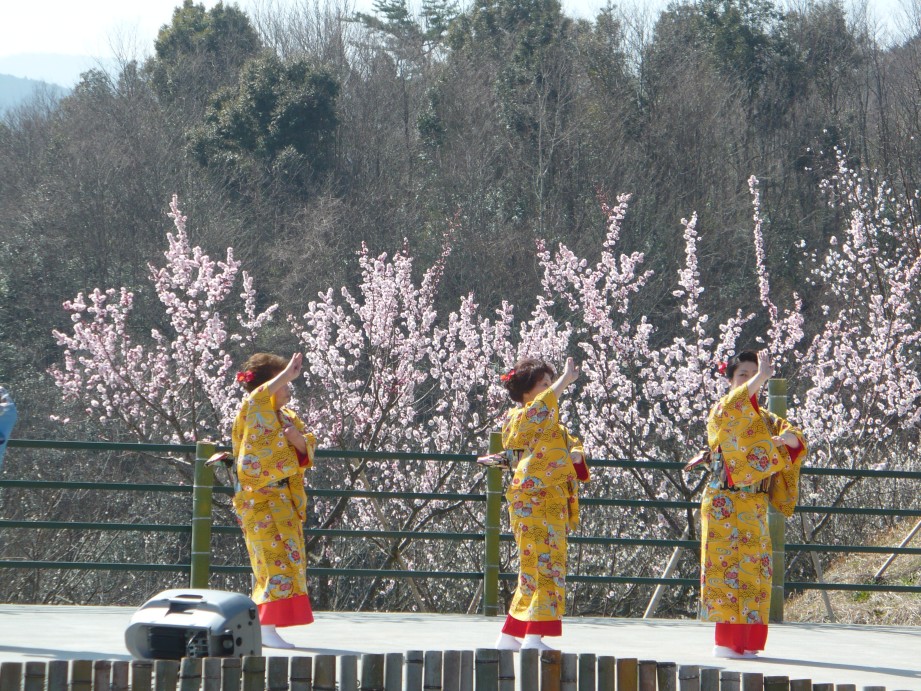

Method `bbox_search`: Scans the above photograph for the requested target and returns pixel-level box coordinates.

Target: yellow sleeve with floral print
[561,428,590,483]
[707,384,788,487]
[764,411,807,517]
[232,384,303,492]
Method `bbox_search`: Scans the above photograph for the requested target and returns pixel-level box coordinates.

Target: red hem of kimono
[258,594,314,627]
[501,615,562,637]
[715,622,768,654]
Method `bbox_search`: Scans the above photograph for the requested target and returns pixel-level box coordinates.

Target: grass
[785,518,921,626]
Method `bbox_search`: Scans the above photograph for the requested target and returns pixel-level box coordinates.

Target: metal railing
[2,438,921,617]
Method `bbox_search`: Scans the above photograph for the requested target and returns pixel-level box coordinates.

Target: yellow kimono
[700,384,807,624]
[502,389,590,629]
[231,383,316,621]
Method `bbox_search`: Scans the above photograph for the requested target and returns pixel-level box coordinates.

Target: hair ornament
[236,370,255,383]
[716,361,728,376]
[499,368,516,383]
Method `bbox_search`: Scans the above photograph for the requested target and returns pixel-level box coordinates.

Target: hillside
[786,519,921,626]
[0,73,68,112]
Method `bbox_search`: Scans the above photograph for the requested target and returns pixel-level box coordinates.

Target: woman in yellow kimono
[495,356,590,652]
[700,350,806,659]
[232,352,317,649]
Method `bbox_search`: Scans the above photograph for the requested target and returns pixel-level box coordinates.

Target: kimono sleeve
[287,410,317,469]
[766,412,808,517]
[707,384,783,487]
[502,389,558,451]
[562,428,590,482]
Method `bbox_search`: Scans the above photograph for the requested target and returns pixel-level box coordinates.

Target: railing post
[191,440,216,588]
[483,431,504,616]
[767,378,787,623]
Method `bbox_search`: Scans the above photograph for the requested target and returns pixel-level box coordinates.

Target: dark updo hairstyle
[240,353,288,393]
[502,357,556,403]
[725,351,758,380]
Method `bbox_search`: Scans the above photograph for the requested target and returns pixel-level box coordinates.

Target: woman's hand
[571,449,584,464]
[284,424,307,453]
[283,353,303,381]
[562,357,580,386]
[551,357,580,400]
[773,433,799,448]
[746,349,774,397]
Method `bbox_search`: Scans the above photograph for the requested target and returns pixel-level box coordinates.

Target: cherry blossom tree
[50,195,277,446]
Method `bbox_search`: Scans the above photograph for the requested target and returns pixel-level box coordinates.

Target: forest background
[1,0,920,618]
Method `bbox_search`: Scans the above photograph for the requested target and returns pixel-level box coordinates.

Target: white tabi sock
[261,625,295,649]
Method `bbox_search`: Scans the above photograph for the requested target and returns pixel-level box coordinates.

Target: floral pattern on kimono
[502,389,590,624]
[700,385,807,624]
[231,383,317,609]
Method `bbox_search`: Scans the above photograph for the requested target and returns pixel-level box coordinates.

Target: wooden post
[93,661,112,691]
[24,661,46,691]
[497,651,514,691]
[678,665,700,691]
[289,658,312,691]
[202,658,222,691]
[459,651,474,691]
[154,659,180,691]
[540,650,561,691]
[48,661,70,691]
[812,685,833,691]
[577,654,596,691]
[860,687,885,691]
[742,673,764,691]
[519,650,539,691]
[560,654,577,691]
[700,668,719,691]
[191,440,216,587]
[639,661,657,691]
[179,658,202,691]
[424,652,443,691]
[767,378,787,623]
[241,656,265,691]
[405,650,424,691]
[361,653,385,691]
[112,662,130,691]
[484,431,504,616]
[474,649,499,691]
[384,653,403,691]
[0,663,23,691]
[339,655,358,691]
[656,663,677,691]
[444,651,462,691]
[267,657,289,691]
[764,677,790,691]
[72,660,94,691]
[833,686,856,691]
[131,660,154,691]
[789,681,812,691]
[313,655,336,691]
[597,657,616,691]
[720,671,740,691]
[221,658,242,691]
[617,658,638,691]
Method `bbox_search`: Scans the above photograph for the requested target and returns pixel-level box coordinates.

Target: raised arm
[550,357,579,401]
[265,353,303,397]
[744,349,774,398]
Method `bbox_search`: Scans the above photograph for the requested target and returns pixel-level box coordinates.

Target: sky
[0,0,916,86]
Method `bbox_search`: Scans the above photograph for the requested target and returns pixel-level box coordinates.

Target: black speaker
[125,589,262,659]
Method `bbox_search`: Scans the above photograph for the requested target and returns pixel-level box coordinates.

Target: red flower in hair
[716,361,728,376]
[500,368,516,383]
[236,370,255,383]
